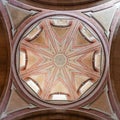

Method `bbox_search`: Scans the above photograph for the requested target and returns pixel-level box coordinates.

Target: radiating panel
[18,15,105,103]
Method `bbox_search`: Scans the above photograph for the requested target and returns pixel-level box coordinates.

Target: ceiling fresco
[0,0,120,120]
[19,16,104,102]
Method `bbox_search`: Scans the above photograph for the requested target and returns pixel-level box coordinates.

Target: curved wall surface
[0,0,120,120]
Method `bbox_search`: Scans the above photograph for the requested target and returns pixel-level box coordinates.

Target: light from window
[80,80,93,94]
[26,79,40,93]
[20,50,26,69]
[51,94,67,100]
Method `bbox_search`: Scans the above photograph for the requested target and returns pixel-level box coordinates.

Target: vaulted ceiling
[0,0,120,120]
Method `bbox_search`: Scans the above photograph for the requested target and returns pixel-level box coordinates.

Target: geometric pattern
[0,0,120,119]
[19,16,104,102]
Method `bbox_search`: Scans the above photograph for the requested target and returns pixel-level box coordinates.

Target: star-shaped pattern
[19,16,104,101]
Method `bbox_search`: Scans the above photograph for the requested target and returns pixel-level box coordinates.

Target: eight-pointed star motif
[19,16,104,102]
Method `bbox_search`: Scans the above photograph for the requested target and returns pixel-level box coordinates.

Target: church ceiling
[0,0,120,120]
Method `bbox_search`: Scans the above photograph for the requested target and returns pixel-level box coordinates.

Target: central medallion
[54,54,67,67]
